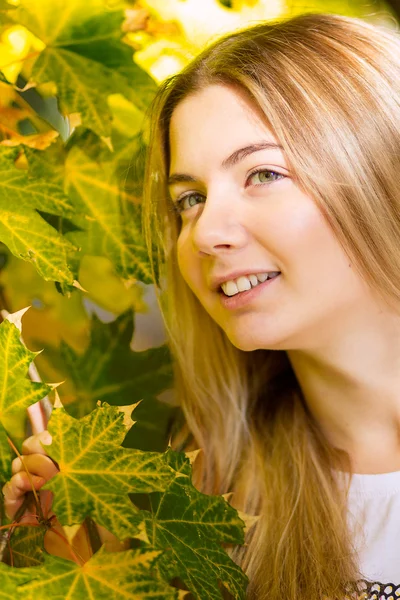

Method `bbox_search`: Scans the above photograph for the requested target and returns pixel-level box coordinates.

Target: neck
[286,314,400,474]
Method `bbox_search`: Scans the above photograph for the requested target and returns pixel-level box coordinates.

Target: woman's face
[168,84,373,352]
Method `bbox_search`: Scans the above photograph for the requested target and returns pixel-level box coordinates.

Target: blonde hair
[142,13,400,599]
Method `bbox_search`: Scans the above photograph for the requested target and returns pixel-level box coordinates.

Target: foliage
[0,0,394,598]
[0,315,248,598]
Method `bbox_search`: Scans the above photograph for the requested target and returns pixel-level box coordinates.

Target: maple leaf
[0,561,32,599]
[144,448,249,600]
[0,147,74,218]
[4,546,179,599]
[13,0,158,138]
[0,422,11,482]
[42,401,178,540]
[0,309,51,444]
[0,146,76,284]
[23,143,66,187]
[24,123,155,284]
[37,310,177,451]
[55,311,172,405]
[2,526,45,568]
[64,142,153,282]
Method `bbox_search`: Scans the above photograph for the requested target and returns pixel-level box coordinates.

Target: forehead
[168,84,279,169]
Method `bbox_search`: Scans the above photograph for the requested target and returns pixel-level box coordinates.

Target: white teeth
[224,281,241,296]
[236,276,252,293]
[248,274,258,286]
[221,272,279,297]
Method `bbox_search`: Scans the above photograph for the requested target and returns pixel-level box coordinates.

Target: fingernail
[39,431,52,445]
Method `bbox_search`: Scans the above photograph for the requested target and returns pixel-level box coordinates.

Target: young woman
[5,11,400,600]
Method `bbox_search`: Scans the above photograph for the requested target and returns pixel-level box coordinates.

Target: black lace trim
[344,579,400,599]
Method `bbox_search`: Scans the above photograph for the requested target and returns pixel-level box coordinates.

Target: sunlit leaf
[64,143,152,282]
[0,561,32,598]
[43,401,177,539]
[14,0,157,136]
[16,546,179,599]
[0,147,76,284]
[0,312,51,440]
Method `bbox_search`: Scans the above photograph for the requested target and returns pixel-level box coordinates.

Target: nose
[190,185,249,256]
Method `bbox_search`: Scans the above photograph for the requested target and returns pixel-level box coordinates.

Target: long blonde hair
[142,13,400,599]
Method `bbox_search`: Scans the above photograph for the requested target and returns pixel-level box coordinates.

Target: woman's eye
[247,169,284,186]
[174,192,204,214]
[172,169,284,215]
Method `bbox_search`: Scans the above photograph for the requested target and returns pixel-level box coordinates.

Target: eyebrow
[167,141,283,187]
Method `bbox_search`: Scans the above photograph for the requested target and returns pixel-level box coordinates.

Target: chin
[225,331,268,352]
[225,326,293,352]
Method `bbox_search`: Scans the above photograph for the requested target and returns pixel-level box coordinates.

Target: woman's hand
[2,430,58,522]
[2,429,129,561]
[1,430,79,561]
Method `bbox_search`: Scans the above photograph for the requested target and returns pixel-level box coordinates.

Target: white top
[339,469,400,598]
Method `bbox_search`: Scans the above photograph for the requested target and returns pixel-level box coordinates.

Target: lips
[218,272,280,309]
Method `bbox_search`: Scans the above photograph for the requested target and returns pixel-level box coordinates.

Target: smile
[219,273,280,310]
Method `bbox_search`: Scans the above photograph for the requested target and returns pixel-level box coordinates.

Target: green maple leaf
[64,143,152,282]
[57,310,172,406]
[39,310,177,450]
[0,147,74,219]
[0,310,52,444]
[67,126,148,210]
[25,125,156,284]
[0,562,32,599]
[0,147,76,284]
[0,421,12,482]
[14,547,178,599]
[25,130,156,284]
[3,526,46,567]
[42,401,177,539]
[145,449,249,600]
[14,0,158,137]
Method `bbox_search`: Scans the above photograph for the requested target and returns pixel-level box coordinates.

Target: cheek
[270,198,347,272]
[280,209,361,303]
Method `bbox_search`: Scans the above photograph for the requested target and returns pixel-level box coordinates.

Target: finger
[22,431,52,456]
[12,454,59,480]
[3,472,46,500]
[2,472,45,519]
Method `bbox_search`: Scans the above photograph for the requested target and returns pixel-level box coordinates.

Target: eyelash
[172,168,285,215]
